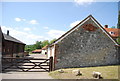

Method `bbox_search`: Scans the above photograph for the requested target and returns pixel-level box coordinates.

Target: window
[4,49,5,52]
[8,49,9,52]
[16,44,19,53]
[109,31,115,35]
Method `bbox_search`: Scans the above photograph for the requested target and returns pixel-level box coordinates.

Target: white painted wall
[51,47,55,59]
[42,50,47,54]
[47,47,51,59]
[47,46,55,59]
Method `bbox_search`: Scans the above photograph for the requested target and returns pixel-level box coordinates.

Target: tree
[118,1,120,28]
[25,48,31,52]
[111,26,116,28]
[117,11,120,29]
[34,41,42,49]
[25,45,36,52]
[42,40,49,47]
[25,39,57,52]
[116,36,120,44]
[49,38,56,44]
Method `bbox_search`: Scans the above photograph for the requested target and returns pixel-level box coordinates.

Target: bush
[116,37,120,44]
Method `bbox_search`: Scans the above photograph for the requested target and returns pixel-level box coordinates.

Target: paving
[2,54,53,79]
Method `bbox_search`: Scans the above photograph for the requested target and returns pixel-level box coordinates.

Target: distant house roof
[42,45,48,50]
[32,49,42,53]
[104,28,120,38]
[3,33,25,44]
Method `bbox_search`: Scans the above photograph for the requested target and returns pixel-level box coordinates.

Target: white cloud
[74,0,95,6]
[14,17,39,25]
[23,27,31,31]
[44,27,49,29]
[15,18,22,22]
[1,26,44,45]
[14,18,39,25]
[29,20,38,24]
[14,18,26,22]
[70,20,80,28]
[23,19,26,21]
[47,30,65,39]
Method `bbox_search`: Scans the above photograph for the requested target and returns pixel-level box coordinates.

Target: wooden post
[49,56,53,72]
[11,42,14,57]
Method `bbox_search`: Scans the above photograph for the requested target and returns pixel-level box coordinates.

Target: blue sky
[0,1,119,45]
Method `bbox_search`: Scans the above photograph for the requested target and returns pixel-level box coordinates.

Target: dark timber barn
[0,27,26,57]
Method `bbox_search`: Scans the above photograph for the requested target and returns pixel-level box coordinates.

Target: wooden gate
[2,56,53,72]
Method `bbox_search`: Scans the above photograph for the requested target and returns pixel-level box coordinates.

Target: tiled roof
[104,28,120,38]
[32,49,42,52]
[42,45,48,50]
[3,33,25,44]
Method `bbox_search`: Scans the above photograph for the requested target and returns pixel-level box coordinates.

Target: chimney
[7,30,9,35]
[104,25,108,28]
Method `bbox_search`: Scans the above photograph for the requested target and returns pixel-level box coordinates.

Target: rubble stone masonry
[55,19,119,69]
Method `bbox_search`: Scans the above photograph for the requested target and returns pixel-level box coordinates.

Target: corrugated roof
[3,33,25,44]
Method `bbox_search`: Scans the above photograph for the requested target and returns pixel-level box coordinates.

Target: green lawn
[49,65,119,79]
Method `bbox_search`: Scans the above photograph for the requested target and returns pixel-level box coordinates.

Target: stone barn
[0,27,26,57]
[47,15,120,70]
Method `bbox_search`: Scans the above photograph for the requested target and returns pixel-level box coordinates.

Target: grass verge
[49,65,119,79]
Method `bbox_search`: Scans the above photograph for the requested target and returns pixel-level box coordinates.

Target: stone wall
[55,19,119,69]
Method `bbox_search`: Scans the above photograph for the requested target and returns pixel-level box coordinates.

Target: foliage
[42,40,49,47]
[34,41,42,49]
[25,39,56,52]
[49,38,56,44]
[111,26,116,28]
[25,45,36,52]
[116,36,120,44]
[117,11,120,29]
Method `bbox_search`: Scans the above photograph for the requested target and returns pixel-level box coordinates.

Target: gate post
[49,56,53,72]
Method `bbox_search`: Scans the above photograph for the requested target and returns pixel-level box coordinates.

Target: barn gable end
[54,15,118,45]
[52,15,119,69]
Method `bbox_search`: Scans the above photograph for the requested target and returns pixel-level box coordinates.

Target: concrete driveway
[2,54,53,79]
[2,72,52,79]
[28,53,48,58]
